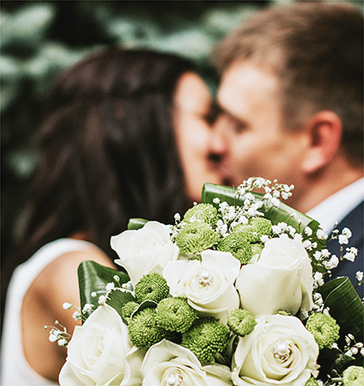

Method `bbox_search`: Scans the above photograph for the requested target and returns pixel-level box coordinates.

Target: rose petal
[111,221,179,286]
[232,315,319,386]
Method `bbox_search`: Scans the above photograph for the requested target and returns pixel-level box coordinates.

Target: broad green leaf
[319,277,364,342]
[201,183,320,236]
[105,288,136,322]
[105,292,157,324]
[78,260,130,321]
[128,218,148,230]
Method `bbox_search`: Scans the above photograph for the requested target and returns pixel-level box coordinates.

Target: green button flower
[343,366,364,386]
[176,222,220,254]
[305,312,340,350]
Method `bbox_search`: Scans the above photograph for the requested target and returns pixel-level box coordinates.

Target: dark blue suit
[328,201,364,298]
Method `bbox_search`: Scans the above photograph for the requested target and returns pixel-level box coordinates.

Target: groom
[209,1,363,297]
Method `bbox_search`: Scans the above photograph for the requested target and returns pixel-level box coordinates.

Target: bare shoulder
[34,243,117,308]
[21,243,117,381]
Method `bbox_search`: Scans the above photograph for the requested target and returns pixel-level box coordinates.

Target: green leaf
[319,277,364,342]
[105,288,136,321]
[134,300,158,313]
[201,183,320,236]
[78,260,130,321]
[128,218,148,230]
[319,347,355,375]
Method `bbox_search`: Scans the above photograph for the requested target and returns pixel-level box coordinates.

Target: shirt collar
[306,177,364,234]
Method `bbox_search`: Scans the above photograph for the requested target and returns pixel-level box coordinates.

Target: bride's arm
[21,247,117,382]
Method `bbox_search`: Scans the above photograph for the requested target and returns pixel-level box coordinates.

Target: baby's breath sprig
[270,179,295,201]
[355,271,363,288]
[343,246,358,263]
[326,226,357,263]
[62,301,92,322]
[44,320,72,347]
[344,334,364,358]
[236,177,294,207]
[61,301,82,321]
[302,225,340,275]
[236,177,272,195]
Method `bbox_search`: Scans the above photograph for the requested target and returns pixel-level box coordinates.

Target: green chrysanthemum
[306,312,340,350]
[217,232,253,264]
[275,310,292,316]
[176,222,220,254]
[156,297,197,333]
[343,366,364,386]
[183,203,218,226]
[305,377,320,386]
[227,309,256,336]
[181,317,230,364]
[128,307,167,350]
[234,217,272,243]
[251,243,264,259]
[134,273,170,303]
[121,301,139,324]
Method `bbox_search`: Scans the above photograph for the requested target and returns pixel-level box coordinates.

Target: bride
[1,47,224,385]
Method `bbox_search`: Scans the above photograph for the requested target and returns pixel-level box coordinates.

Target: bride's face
[173,72,222,203]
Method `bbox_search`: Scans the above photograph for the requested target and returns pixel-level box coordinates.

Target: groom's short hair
[214,2,363,167]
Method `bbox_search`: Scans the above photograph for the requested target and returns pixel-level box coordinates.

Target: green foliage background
[1,0,362,257]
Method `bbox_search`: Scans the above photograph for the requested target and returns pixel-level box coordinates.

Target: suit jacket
[328,201,364,298]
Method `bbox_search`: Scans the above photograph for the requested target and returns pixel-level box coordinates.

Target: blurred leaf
[0,55,22,77]
[5,148,38,179]
[1,83,20,113]
[203,4,260,35]
[8,3,56,39]
[150,29,216,61]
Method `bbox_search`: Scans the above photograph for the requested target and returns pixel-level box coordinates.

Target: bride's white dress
[1,238,94,386]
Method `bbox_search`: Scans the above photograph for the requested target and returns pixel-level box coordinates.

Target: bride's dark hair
[4,47,195,285]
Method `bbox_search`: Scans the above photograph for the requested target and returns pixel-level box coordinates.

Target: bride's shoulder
[21,240,117,381]
[33,240,116,303]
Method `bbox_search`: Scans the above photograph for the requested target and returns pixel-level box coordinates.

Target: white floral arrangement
[48,178,364,386]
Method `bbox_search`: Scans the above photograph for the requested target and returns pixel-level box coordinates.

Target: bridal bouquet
[50,178,364,386]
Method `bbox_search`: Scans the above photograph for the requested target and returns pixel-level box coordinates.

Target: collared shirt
[306,177,364,234]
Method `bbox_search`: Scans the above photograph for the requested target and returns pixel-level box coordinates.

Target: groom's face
[213,60,305,189]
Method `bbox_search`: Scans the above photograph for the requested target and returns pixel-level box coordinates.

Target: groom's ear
[300,111,342,174]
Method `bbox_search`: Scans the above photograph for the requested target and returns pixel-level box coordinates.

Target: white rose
[236,234,313,316]
[59,304,144,386]
[232,315,319,386]
[163,250,240,323]
[141,340,232,386]
[111,221,179,286]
